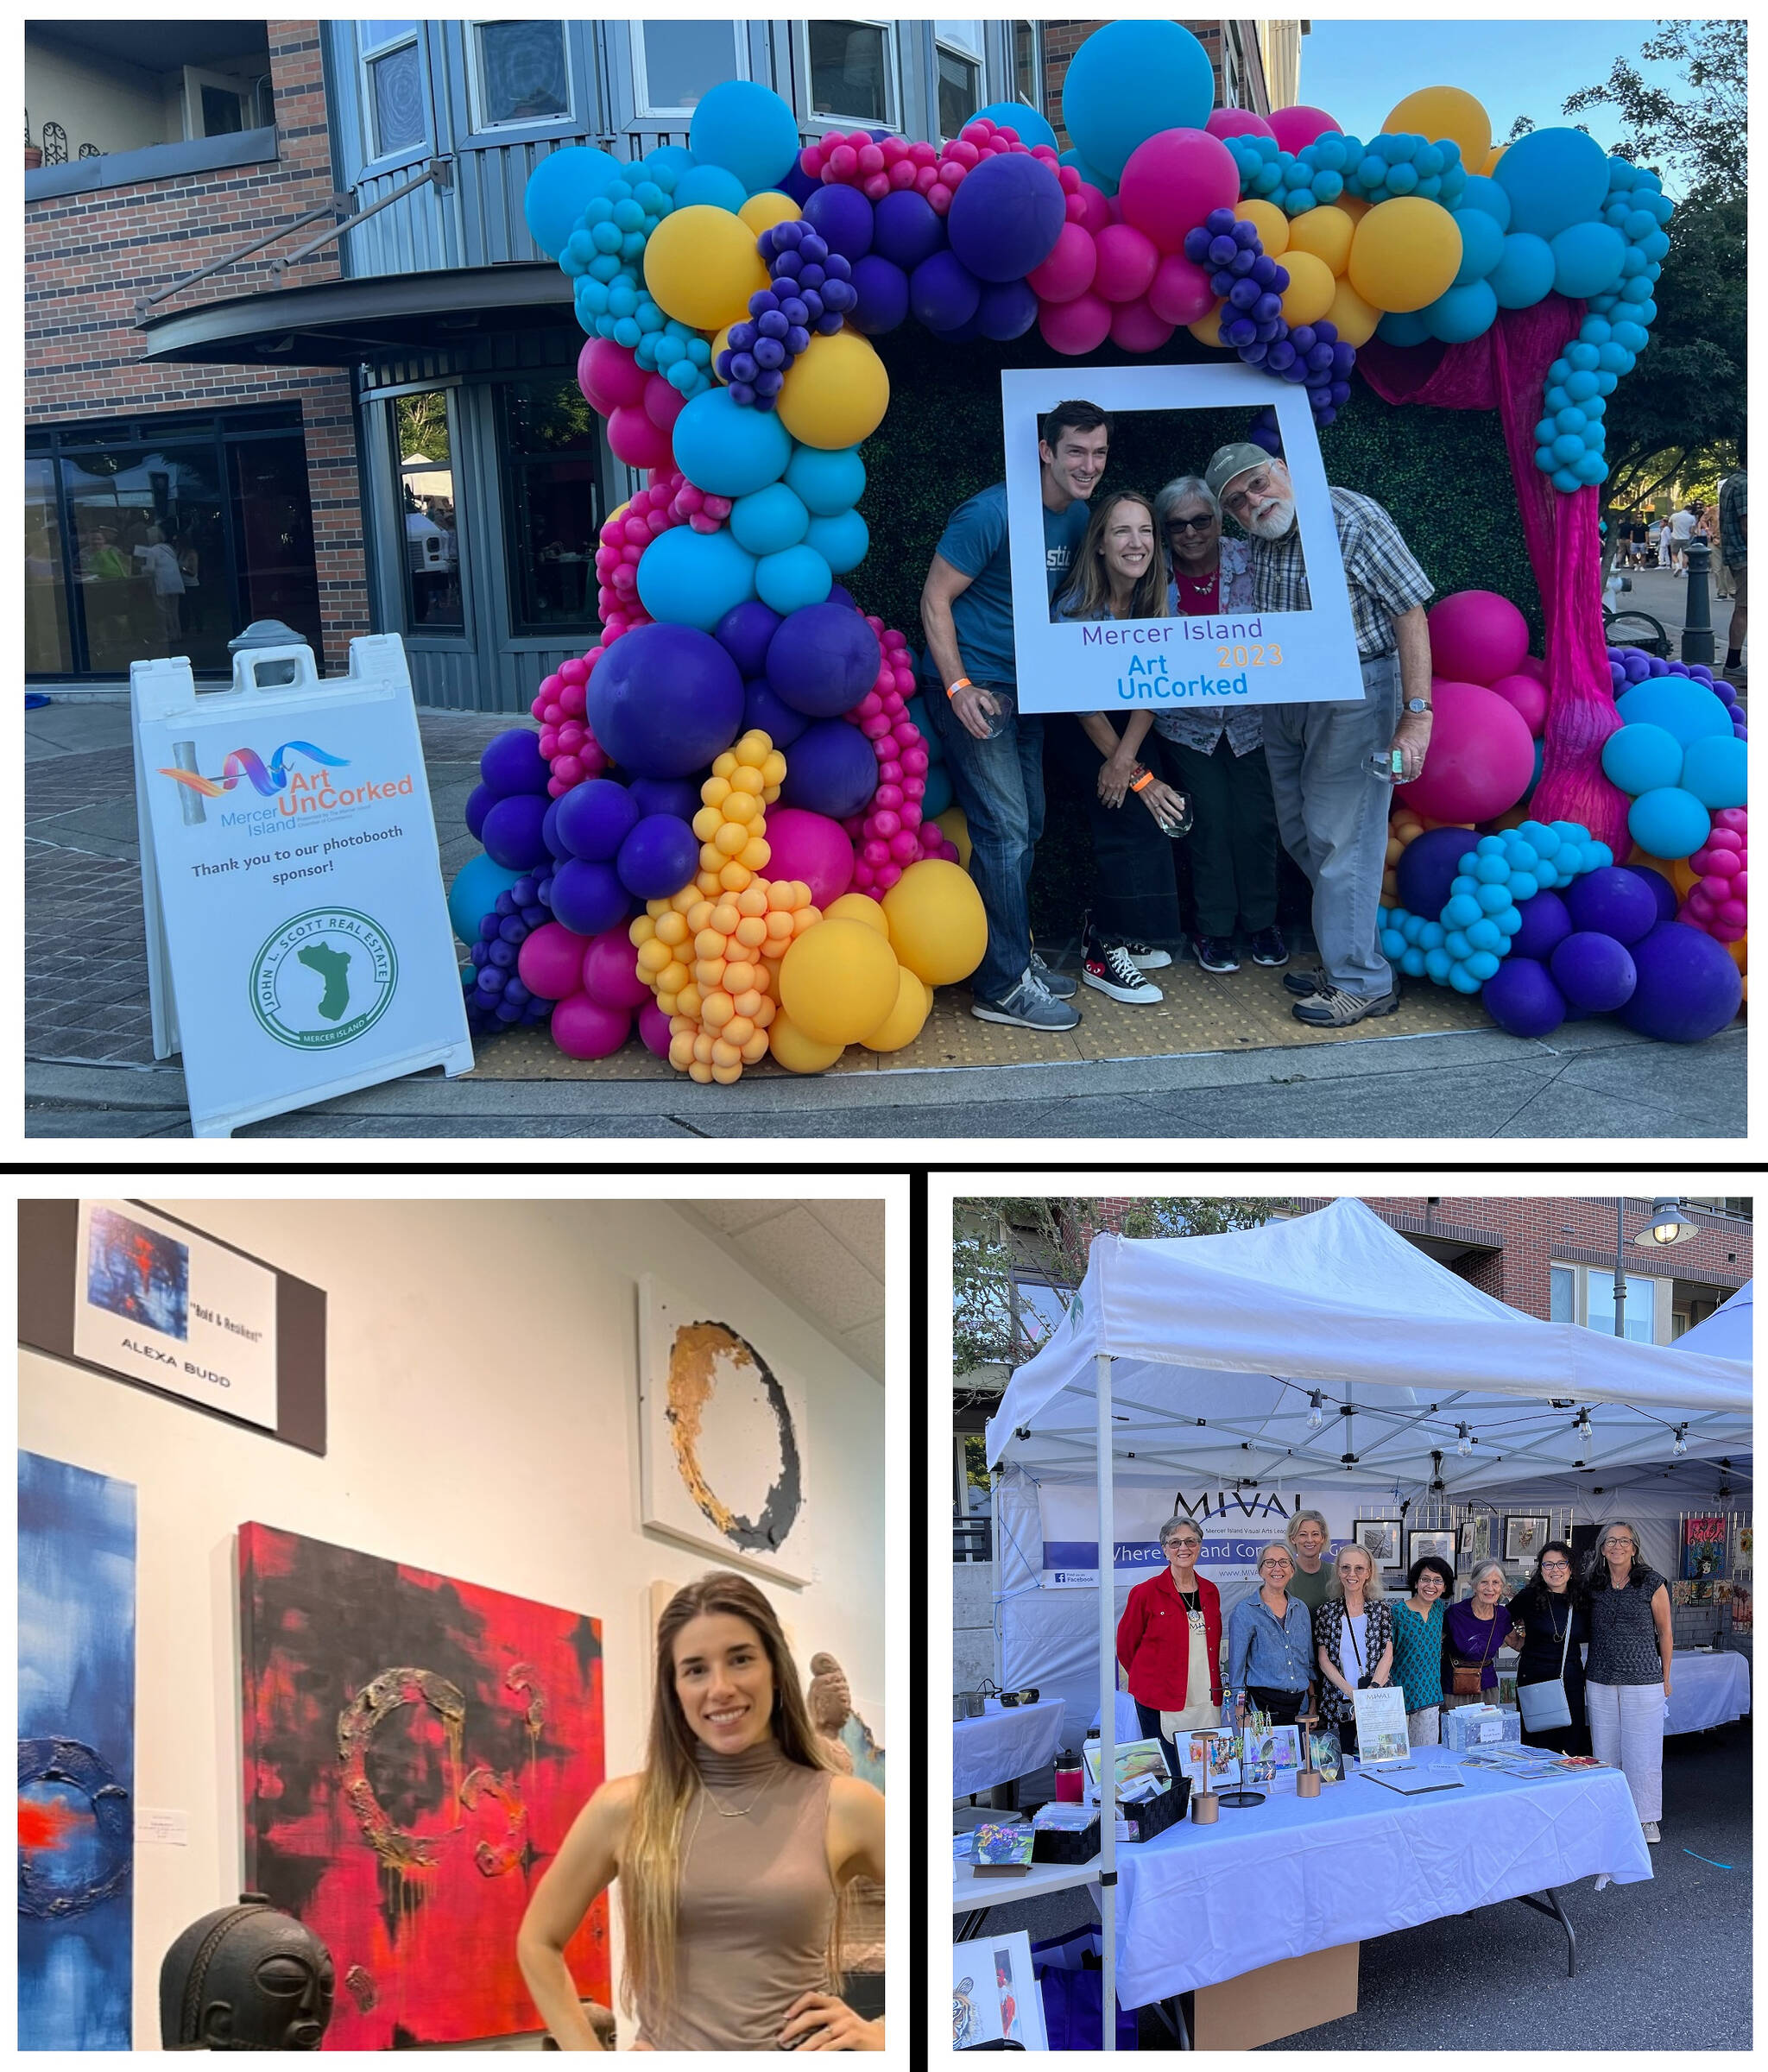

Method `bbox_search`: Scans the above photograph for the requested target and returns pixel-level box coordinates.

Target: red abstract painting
[239,1524,609,2048]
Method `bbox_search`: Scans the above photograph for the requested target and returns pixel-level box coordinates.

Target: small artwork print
[1683,1514,1729,1584]
[1241,1724,1302,1784]
[953,1946,1003,2049]
[1503,1514,1550,1563]
[1308,1730,1343,1783]
[1408,1529,1457,1568]
[1459,1513,1492,1569]
[990,1932,1047,2050]
[1181,1728,1241,1792]
[971,1822,1035,1867]
[1349,1519,1401,1566]
[85,1204,189,1337]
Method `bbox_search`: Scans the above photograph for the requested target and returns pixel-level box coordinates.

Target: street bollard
[1682,539,1716,667]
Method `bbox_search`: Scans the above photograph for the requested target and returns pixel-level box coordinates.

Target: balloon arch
[447,20,1743,1077]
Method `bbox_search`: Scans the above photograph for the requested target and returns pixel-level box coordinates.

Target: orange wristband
[946,676,974,698]
[1130,769,1154,793]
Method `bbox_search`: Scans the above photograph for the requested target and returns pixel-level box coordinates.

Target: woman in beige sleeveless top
[519,1571,887,2050]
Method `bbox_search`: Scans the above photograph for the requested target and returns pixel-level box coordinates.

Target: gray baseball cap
[1205,442,1278,503]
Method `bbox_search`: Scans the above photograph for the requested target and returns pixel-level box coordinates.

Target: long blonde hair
[619,1571,840,2020]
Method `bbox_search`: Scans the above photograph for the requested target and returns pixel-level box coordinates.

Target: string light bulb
[1306,1391,1326,1431]
[1455,1424,1473,1457]
[1672,1425,1688,1456]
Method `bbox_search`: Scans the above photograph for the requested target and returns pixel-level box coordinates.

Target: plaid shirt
[1720,471,1748,566]
[1248,487,1434,660]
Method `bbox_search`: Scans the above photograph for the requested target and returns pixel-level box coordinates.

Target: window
[1013,21,1041,110]
[200,84,244,137]
[809,20,894,127]
[25,458,72,674]
[360,22,426,159]
[393,392,462,631]
[1585,1268,1658,1344]
[472,20,570,129]
[498,378,606,634]
[1550,1264,1575,1323]
[937,46,980,140]
[634,21,742,116]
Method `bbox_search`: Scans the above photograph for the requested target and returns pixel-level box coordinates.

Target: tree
[1563,21,1746,205]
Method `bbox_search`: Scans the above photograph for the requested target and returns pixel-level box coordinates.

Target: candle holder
[1190,1791,1220,1824]
[1295,1704,1323,1797]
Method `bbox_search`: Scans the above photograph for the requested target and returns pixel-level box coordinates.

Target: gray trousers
[1264,651,1402,998]
[1586,1679,1665,1822]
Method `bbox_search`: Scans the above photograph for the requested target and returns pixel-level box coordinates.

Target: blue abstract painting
[18,1451,137,2050]
[85,1204,189,1339]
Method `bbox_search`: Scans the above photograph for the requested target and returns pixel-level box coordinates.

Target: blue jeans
[927,682,1045,1001]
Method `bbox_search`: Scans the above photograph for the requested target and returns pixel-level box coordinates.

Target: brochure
[1351,1684,1411,1765]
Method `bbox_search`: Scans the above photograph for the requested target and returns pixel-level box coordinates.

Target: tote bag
[1516,1602,1575,1731]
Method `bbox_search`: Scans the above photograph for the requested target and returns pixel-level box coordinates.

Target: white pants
[1586,1680,1665,1822]
[1406,1705,1440,1747]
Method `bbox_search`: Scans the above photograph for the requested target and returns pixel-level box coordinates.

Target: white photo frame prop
[1002,361,1364,715]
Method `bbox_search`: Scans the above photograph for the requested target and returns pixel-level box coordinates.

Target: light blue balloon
[1061,19,1215,179]
[1680,734,1747,811]
[755,543,834,615]
[1401,945,1429,977]
[1424,279,1497,344]
[1493,125,1612,240]
[1424,946,1453,984]
[1449,962,1484,993]
[785,443,868,517]
[1550,220,1627,299]
[1377,310,1432,347]
[1488,231,1556,309]
[690,79,801,195]
[524,146,625,258]
[448,853,524,947]
[976,99,1058,151]
[1457,174,1511,231]
[729,482,811,558]
[805,508,869,574]
[1466,951,1501,982]
[672,388,794,499]
[1058,145,1118,197]
[1615,677,1734,745]
[1451,206,1506,284]
[643,144,695,181]
[672,162,749,214]
[1626,786,1711,862]
[635,525,758,630]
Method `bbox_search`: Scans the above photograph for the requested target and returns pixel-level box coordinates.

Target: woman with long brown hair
[518,1571,886,2049]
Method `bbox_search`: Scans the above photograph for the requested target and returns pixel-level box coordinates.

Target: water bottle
[1367,747,1406,783]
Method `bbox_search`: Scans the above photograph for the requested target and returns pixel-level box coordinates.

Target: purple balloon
[1561,865,1659,945]
[1549,930,1638,1012]
[1394,825,1477,921]
[976,277,1040,341]
[714,599,783,679]
[780,157,821,205]
[554,776,640,862]
[744,674,810,748]
[480,792,551,872]
[1622,864,1680,927]
[465,781,495,843]
[628,775,701,821]
[1617,921,1744,1042]
[479,726,551,797]
[767,602,883,718]
[873,188,945,269]
[909,250,982,332]
[616,813,700,900]
[1509,888,1573,962]
[945,151,1066,281]
[1481,956,1567,1038]
[802,182,875,260]
[777,717,879,818]
[541,797,569,860]
[549,857,630,938]
[586,622,745,780]
[850,253,910,334]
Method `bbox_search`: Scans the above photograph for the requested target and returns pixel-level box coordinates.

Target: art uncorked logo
[250,908,397,1050]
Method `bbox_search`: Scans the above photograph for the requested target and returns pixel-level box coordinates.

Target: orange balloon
[1188,303,1226,349]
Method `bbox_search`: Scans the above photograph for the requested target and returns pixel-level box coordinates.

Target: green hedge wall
[846,327,1545,940]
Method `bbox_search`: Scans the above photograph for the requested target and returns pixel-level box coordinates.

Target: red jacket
[1116,1569,1223,1711]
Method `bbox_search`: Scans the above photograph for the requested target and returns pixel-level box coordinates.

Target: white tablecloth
[1113,1744,1652,2008]
[1666,1651,1751,1733]
[953,1699,1068,1797]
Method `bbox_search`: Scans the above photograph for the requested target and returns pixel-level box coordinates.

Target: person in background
[1149,473,1286,976]
[1444,1558,1511,1708]
[1655,513,1672,567]
[1719,448,1747,685]
[921,400,1109,1032]
[1668,501,1698,574]
[1224,1542,1316,1726]
[79,524,131,580]
[1314,1541,1395,1756]
[134,524,187,652]
[1505,1540,1591,1756]
[1584,1519,1672,1842]
[1627,512,1649,570]
[1392,1554,1453,1746]
[1285,1509,1334,1614]
[1115,1516,1222,1780]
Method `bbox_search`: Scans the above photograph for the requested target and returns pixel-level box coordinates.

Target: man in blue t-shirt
[920,400,1108,1029]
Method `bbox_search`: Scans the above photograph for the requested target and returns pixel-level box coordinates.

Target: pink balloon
[1207,108,1276,142]
[762,805,857,907]
[1109,295,1176,352]
[1118,128,1241,254]
[1026,222,1098,304]
[1514,654,1549,683]
[1488,671,1549,738]
[607,403,674,471]
[1093,222,1159,303]
[517,921,594,1001]
[1039,290,1113,357]
[643,375,687,433]
[580,925,653,1013]
[1072,182,1113,236]
[550,991,633,1060]
[1426,589,1531,685]
[639,1001,673,1058]
[579,336,647,415]
[1267,104,1342,155]
[1396,679,1538,824]
[1147,252,1216,325]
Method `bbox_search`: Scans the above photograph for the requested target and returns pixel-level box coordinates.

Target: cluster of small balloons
[717,221,856,407]
[800,117,1070,217]
[1183,209,1356,421]
[460,873,556,1034]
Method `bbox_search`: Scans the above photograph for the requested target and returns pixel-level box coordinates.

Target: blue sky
[1298,20,1686,159]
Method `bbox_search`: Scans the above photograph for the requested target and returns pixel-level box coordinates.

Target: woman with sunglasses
[1503,1540,1591,1755]
[1115,1516,1222,1778]
[1225,1542,1315,1725]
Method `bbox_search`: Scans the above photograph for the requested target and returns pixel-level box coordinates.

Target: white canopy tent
[982,1199,1752,2047]
[1678,1278,1754,1361]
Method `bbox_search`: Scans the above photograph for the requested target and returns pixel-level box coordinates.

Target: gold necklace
[698,1766,780,1819]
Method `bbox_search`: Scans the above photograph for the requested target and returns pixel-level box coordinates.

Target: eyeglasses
[1541,1559,1571,1570]
[1166,1538,1203,1551]
[1167,515,1215,533]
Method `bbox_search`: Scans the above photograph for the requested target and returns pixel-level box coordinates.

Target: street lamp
[1613,1195,1698,1338]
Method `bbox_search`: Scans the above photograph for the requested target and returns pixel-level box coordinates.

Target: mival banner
[1037,1482,1357,1589]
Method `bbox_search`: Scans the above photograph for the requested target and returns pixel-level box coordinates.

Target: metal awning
[136,264,575,368]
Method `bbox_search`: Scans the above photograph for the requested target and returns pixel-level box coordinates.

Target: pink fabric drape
[1358,297,1628,851]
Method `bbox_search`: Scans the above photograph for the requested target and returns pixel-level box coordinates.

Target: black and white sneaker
[1193,934,1240,974]
[1121,938,1173,971]
[1083,929,1164,1004]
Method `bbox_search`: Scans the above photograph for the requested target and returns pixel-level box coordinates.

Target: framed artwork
[1180,1728,1241,1792]
[1082,1734,1171,1797]
[988,1930,1048,2050]
[1459,1513,1492,1568]
[971,1821,1035,1867]
[1349,1518,1401,1566]
[1307,1729,1343,1783]
[639,1273,811,1583]
[18,1452,137,2050]
[1241,1724,1302,1784]
[239,1523,609,2048]
[1407,1529,1457,1568]
[1352,1684,1411,1765]
[953,1942,1004,2049]
[1503,1513,1551,1563]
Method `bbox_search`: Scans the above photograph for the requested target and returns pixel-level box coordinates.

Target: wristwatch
[1403,698,1433,714]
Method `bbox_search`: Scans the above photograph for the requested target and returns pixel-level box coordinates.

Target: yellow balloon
[1324,275,1380,347]
[1383,85,1492,172]
[1348,197,1462,313]
[766,1010,845,1075]
[1234,199,1289,256]
[824,892,891,937]
[776,327,891,449]
[643,205,769,330]
[777,916,900,1045]
[710,325,732,382]
[1278,249,1335,327]
[935,806,971,869]
[1187,303,1226,350]
[739,191,802,236]
[860,965,930,1053]
[880,858,988,988]
[1284,204,1354,277]
[1483,143,1509,176]
[1338,194,1372,225]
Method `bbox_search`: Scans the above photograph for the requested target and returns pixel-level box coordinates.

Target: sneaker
[1030,950,1078,1000]
[1284,965,1328,997]
[1291,982,1402,1027]
[971,968,1081,1031]
[1248,926,1290,967]
[1193,934,1240,974]
[1121,938,1173,971]
[1642,1821,1660,1843]
[1083,931,1164,1004]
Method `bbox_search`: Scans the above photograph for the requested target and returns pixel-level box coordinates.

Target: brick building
[25,20,370,681]
[1039,19,1293,147]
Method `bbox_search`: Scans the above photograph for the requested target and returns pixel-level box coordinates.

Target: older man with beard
[1204,443,1436,1027]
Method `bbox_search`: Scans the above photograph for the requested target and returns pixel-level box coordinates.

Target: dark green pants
[1165,736,1279,938]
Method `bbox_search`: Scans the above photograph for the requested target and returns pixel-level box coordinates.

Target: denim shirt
[1225,1590,1316,1691]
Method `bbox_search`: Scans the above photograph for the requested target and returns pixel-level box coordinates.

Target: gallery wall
[18,1195,887,2050]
